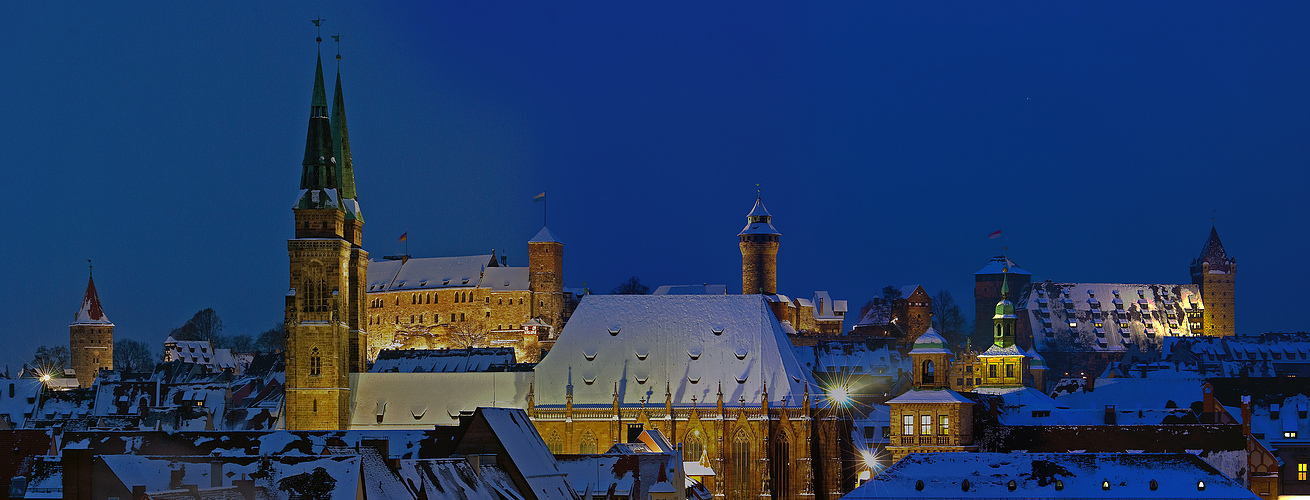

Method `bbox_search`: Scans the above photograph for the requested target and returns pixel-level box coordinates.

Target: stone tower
[973,256,1030,346]
[528,227,564,332]
[739,197,780,295]
[284,43,367,431]
[69,272,113,388]
[1191,226,1236,336]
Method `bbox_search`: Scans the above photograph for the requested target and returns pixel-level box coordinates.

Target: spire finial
[332,33,342,62]
[756,183,761,199]
[311,17,326,44]
[87,259,92,277]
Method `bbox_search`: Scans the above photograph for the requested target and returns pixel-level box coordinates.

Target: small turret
[739,196,780,295]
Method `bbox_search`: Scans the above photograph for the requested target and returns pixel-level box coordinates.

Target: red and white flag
[988,229,1002,239]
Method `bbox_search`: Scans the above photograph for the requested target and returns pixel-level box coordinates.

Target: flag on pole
[533,191,546,202]
[988,229,1002,239]
[398,232,408,242]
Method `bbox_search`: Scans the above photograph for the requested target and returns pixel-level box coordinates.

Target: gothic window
[427,293,431,304]
[412,294,416,304]
[771,433,791,498]
[520,298,523,305]
[419,315,424,323]
[579,431,598,454]
[499,298,503,305]
[683,436,703,463]
[547,431,563,454]
[310,347,321,376]
[302,263,329,313]
[732,431,752,498]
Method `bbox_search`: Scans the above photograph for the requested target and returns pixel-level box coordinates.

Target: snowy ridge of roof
[652,284,728,295]
[72,276,112,325]
[974,255,1032,275]
[533,295,816,407]
[367,254,499,292]
[476,407,575,498]
[481,266,530,291]
[1049,376,1207,411]
[979,343,1027,358]
[886,388,973,405]
[368,347,517,373]
[1019,282,1204,353]
[396,459,525,499]
[845,452,1251,499]
[349,372,532,428]
[529,226,562,244]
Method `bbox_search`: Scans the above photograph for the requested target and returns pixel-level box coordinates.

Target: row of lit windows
[901,413,950,436]
[372,293,524,308]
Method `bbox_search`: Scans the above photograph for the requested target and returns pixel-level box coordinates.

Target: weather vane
[311,17,326,44]
[87,259,92,277]
[332,33,342,61]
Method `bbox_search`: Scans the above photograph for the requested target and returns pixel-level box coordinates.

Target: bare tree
[226,334,255,354]
[931,290,970,347]
[170,308,226,346]
[31,345,70,374]
[611,276,650,295]
[448,321,489,349]
[255,323,286,353]
[113,339,156,373]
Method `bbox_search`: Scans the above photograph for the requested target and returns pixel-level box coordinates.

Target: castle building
[1192,226,1236,337]
[69,273,113,388]
[283,43,368,431]
[363,227,569,363]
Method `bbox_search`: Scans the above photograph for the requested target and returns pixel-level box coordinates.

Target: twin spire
[296,35,360,220]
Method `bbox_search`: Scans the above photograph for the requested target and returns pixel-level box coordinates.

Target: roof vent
[1102,480,1110,491]
[1054,480,1063,491]
[688,376,700,384]
[583,376,596,385]
[1198,481,1206,491]
[915,480,924,491]
[635,376,648,384]
[1149,479,1158,491]
[608,326,621,336]
[712,327,725,336]
[636,351,648,361]
[961,479,969,492]
[1007,480,1017,492]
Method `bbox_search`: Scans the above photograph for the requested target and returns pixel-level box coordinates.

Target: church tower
[739,196,780,295]
[69,271,113,388]
[977,272,1029,387]
[528,227,564,333]
[1191,227,1236,336]
[284,38,366,430]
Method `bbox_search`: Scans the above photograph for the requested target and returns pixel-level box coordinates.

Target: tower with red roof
[69,272,113,388]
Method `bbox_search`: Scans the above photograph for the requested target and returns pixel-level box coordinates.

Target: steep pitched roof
[331,67,360,220]
[1193,226,1235,272]
[738,198,780,236]
[72,276,112,325]
[529,226,561,244]
[533,295,815,407]
[974,255,1032,276]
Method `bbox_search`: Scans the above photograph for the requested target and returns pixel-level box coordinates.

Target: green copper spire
[331,66,361,220]
[992,267,1017,348]
[296,50,339,209]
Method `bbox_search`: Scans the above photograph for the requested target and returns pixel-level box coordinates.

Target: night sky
[4,2,1308,370]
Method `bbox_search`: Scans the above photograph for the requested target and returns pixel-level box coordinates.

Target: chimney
[169,469,184,490]
[131,485,146,500]
[184,484,199,499]
[1104,405,1117,425]
[210,461,222,488]
[233,475,255,500]
[466,455,481,476]
[1242,396,1252,437]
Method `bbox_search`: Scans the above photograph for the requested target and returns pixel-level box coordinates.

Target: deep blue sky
[4,2,1308,369]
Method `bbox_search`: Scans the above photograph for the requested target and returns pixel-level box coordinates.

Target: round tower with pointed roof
[70,272,113,388]
[739,196,780,295]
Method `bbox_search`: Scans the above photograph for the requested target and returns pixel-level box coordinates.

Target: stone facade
[739,198,780,296]
[885,400,976,462]
[529,236,565,331]
[529,391,844,500]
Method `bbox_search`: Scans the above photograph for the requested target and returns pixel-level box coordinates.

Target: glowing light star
[39,374,51,382]
[825,385,853,408]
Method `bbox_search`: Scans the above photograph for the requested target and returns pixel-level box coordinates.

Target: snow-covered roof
[349,372,532,428]
[812,291,846,319]
[482,266,531,291]
[1019,282,1204,353]
[886,388,973,405]
[528,226,562,244]
[845,452,1254,499]
[909,328,952,355]
[100,454,362,500]
[979,343,1027,358]
[0,379,43,428]
[652,284,728,295]
[71,276,112,325]
[369,348,518,373]
[900,285,927,298]
[533,295,815,407]
[396,459,526,500]
[367,254,503,292]
[974,255,1032,276]
[468,407,575,499]
[1049,377,1207,412]
[738,199,780,236]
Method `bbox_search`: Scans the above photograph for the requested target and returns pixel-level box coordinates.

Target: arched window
[684,436,703,464]
[772,433,791,498]
[310,347,321,376]
[427,293,431,304]
[302,263,329,313]
[547,431,563,454]
[412,294,416,304]
[579,431,597,454]
[922,360,935,384]
[732,431,752,498]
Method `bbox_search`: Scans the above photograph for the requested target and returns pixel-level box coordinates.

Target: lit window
[1287,431,1298,439]
[938,415,950,435]
[1299,463,1307,481]
[920,414,932,436]
[902,415,914,435]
